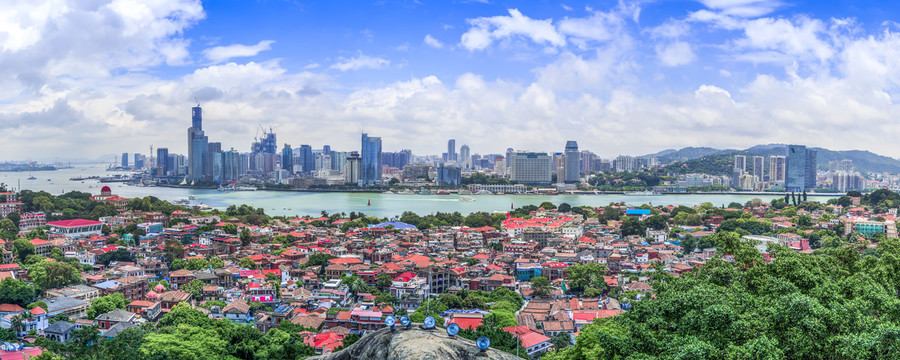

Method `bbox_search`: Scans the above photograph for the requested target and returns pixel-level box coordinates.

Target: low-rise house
[44,321,77,343]
[95,309,136,331]
[223,299,252,322]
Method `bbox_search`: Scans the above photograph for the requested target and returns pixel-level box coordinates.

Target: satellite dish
[400,316,411,327]
[476,336,491,350]
[447,323,460,336]
[423,316,436,329]
[384,315,396,327]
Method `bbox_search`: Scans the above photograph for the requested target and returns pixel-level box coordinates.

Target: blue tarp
[369,221,417,230]
[625,209,651,215]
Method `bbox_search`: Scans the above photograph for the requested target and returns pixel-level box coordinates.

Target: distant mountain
[645,147,726,163]
[649,144,900,174]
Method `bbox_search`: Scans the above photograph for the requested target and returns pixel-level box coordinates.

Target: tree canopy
[546,234,900,360]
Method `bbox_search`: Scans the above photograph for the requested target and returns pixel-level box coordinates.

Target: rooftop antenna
[195,96,201,107]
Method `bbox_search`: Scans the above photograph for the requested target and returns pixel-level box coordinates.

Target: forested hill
[546,234,900,359]
[650,144,900,174]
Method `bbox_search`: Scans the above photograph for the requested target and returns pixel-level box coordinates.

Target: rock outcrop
[308,327,520,360]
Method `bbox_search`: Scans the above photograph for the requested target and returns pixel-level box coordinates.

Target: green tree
[222,223,238,235]
[566,263,608,294]
[375,272,393,291]
[240,228,252,247]
[87,293,128,319]
[531,276,551,296]
[239,256,255,269]
[12,238,35,261]
[552,332,571,350]
[0,278,36,307]
[28,260,80,289]
[181,279,205,298]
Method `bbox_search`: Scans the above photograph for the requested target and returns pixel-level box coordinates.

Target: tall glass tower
[361,133,382,186]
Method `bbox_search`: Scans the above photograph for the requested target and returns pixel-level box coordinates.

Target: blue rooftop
[369,221,417,230]
[625,209,651,215]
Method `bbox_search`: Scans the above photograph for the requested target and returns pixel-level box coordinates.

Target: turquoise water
[0,165,837,218]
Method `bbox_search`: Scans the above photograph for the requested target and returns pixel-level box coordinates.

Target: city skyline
[5,1,900,161]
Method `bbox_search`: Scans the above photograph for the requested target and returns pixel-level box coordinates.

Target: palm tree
[10,314,25,336]
[345,276,368,298]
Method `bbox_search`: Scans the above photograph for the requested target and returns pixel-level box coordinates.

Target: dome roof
[146,290,157,299]
[100,186,112,195]
[154,284,165,292]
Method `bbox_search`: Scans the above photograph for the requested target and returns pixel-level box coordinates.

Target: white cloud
[460,9,565,51]
[203,40,275,63]
[558,10,624,43]
[648,20,691,39]
[657,41,696,66]
[424,34,444,49]
[696,0,783,17]
[738,17,834,63]
[330,54,390,71]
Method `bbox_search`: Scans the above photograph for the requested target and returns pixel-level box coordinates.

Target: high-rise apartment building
[733,155,747,187]
[205,142,221,179]
[121,153,129,168]
[752,156,764,181]
[509,152,552,185]
[563,141,579,183]
[361,133,382,186]
[769,156,785,182]
[614,155,640,173]
[345,151,361,185]
[785,145,817,192]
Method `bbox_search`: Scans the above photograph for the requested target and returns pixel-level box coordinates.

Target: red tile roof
[47,219,103,227]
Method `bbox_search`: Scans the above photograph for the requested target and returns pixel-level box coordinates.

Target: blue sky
[3,0,900,161]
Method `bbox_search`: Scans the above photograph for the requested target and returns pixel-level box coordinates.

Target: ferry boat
[399,189,415,195]
[476,190,492,195]
[459,196,475,202]
[624,191,661,196]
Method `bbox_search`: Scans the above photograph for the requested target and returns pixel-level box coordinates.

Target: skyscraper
[251,129,277,154]
[447,139,457,162]
[563,141,579,183]
[361,133,382,186]
[769,155,786,182]
[156,148,168,176]
[296,145,314,174]
[187,105,209,182]
[459,145,471,169]
[121,153,129,168]
[192,105,202,131]
[785,145,817,192]
[752,156,764,181]
[281,144,293,172]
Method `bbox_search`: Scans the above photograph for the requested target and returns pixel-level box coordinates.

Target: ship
[624,190,661,196]
[459,196,475,202]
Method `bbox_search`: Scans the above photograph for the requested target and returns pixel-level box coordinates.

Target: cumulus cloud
[330,54,390,71]
[657,41,696,66]
[203,40,275,63]
[8,0,900,162]
[460,9,565,51]
[423,34,444,48]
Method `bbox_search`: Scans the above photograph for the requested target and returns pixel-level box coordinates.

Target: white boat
[459,196,475,202]
[458,189,473,195]
[476,190,492,195]
[188,195,198,200]
[399,189,415,195]
[232,186,256,191]
[624,191,661,196]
